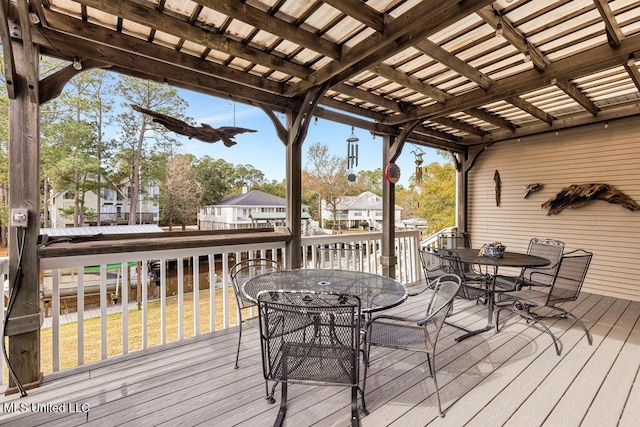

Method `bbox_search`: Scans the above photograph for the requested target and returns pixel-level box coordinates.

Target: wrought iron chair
[437,231,471,250]
[495,249,593,356]
[229,258,282,369]
[258,290,365,427]
[363,274,461,418]
[413,246,449,297]
[438,250,488,301]
[494,237,565,292]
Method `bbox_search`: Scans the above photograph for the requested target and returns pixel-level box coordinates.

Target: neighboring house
[321,191,403,231]
[47,177,160,228]
[199,188,311,231]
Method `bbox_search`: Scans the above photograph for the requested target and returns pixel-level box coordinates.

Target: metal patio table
[434,248,550,341]
[242,268,408,314]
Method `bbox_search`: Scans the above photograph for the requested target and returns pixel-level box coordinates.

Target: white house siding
[467,117,640,301]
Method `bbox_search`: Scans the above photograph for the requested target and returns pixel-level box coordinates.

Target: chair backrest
[229,258,281,309]
[546,249,593,306]
[316,242,363,270]
[421,274,461,349]
[522,238,565,286]
[419,246,448,285]
[438,231,471,250]
[258,290,361,386]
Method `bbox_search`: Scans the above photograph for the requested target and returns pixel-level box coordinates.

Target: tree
[194,156,236,205]
[414,161,456,235]
[303,141,357,229]
[159,154,202,230]
[354,168,383,194]
[110,76,188,224]
[40,67,115,227]
[256,179,286,199]
[42,117,99,226]
[227,163,265,193]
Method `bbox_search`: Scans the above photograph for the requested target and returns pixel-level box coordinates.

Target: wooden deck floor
[1,286,639,426]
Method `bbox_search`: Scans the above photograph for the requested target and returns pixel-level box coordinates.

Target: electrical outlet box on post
[11,208,29,228]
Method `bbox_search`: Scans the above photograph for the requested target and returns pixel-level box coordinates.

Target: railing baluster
[160,258,167,345]
[193,258,200,336]
[100,264,107,360]
[52,268,60,372]
[208,254,216,332]
[177,257,184,341]
[77,267,84,366]
[121,261,129,355]
[222,253,231,329]
[142,258,149,350]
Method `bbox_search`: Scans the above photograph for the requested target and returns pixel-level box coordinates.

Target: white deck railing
[1,230,421,382]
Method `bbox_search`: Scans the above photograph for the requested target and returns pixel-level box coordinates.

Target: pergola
[3,0,640,392]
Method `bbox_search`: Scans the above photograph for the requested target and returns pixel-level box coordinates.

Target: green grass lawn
[37,288,242,373]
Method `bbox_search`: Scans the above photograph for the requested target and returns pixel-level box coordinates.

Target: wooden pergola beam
[476,6,547,72]
[463,108,517,133]
[42,9,287,96]
[594,0,623,48]
[33,27,296,111]
[74,0,311,79]
[0,0,17,99]
[414,38,492,90]
[506,96,554,126]
[555,79,600,117]
[16,0,38,104]
[287,0,496,95]
[384,33,640,125]
[201,0,342,59]
[323,0,385,33]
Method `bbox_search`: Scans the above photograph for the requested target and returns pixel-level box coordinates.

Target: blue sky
[174,88,443,187]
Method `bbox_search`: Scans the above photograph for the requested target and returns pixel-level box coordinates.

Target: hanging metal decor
[411,147,425,183]
[346,126,359,182]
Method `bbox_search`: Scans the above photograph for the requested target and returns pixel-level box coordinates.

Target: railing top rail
[39,227,291,259]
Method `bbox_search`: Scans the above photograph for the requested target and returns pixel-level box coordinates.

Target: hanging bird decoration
[411,147,425,183]
[131,104,256,147]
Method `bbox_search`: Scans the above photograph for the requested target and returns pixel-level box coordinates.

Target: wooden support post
[455,152,468,233]
[7,41,42,394]
[285,111,303,268]
[381,135,396,279]
[257,84,328,269]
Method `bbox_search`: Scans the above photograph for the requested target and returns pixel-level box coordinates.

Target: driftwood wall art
[542,183,640,215]
[494,170,501,207]
[523,183,543,198]
[132,104,256,147]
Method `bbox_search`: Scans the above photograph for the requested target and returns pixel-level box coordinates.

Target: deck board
[1,290,639,426]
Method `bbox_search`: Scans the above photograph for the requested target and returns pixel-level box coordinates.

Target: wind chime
[411,147,425,183]
[346,127,359,182]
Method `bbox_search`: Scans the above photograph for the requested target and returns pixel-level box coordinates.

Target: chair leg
[359,385,368,416]
[266,381,278,404]
[564,311,593,346]
[351,385,360,426]
[426,353,434,377]
[235,314,243,369]
[429,356,444,418]
[531,317,561,356]
[274,382,287,427]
